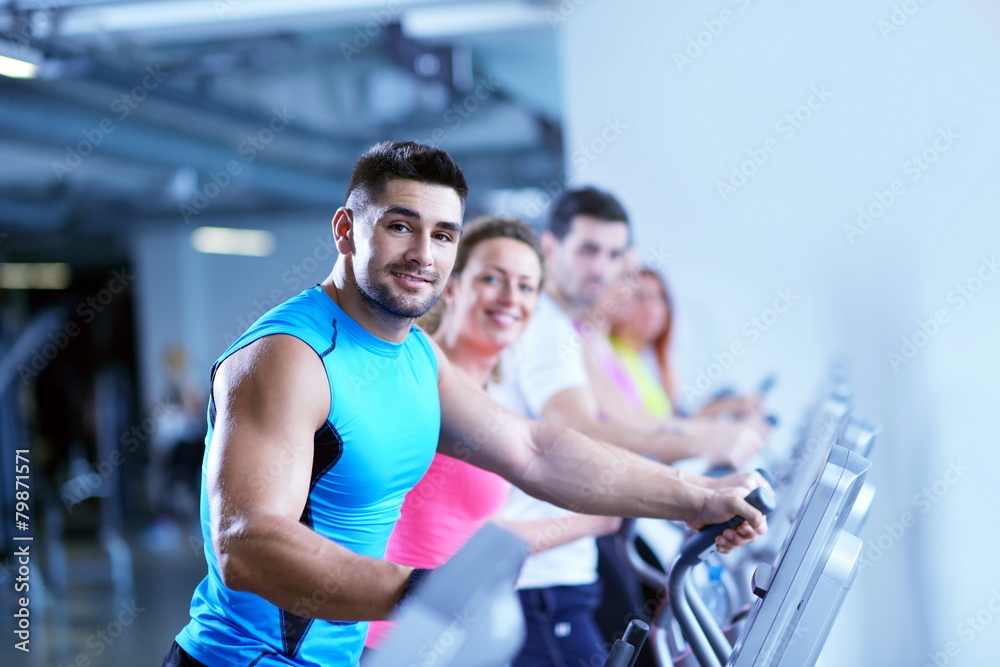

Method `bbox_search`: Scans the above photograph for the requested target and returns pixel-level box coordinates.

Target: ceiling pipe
[0,84,345,208]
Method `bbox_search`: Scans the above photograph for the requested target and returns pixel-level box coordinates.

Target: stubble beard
[357,262,443,320]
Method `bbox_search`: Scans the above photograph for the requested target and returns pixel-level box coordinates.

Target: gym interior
[2,2,999,666]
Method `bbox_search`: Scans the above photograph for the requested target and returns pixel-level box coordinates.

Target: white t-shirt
[490,293,599,589]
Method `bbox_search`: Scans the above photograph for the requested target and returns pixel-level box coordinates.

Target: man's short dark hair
[547,186,629,240]
[346,141,468,212]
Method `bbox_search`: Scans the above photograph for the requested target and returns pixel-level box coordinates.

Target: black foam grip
[678,487,776,563]
[622,619,649,667]
[755,467,776,488]
[603,640,635,667]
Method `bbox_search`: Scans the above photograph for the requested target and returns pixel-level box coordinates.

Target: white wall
[560,1,1000,666]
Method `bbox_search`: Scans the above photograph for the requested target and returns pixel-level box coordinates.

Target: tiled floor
[2,520,206,667]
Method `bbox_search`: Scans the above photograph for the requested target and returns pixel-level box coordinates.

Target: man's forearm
[214,512,411,622]
[514,421,708,522]
[492,514,616,554]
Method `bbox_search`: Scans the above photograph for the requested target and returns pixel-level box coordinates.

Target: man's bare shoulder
[214,334,329,429]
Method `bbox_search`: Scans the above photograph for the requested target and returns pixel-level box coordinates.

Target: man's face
[352,179,464,319]
[548,215,630,309]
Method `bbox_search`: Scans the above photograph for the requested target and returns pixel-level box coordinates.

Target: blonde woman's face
[449,237,543,353]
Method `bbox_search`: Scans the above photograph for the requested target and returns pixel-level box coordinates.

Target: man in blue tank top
[163,141,770,667]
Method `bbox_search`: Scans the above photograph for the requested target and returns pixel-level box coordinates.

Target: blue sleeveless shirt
[176,286,440,666]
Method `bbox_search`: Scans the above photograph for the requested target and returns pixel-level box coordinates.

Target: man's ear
[332,207,355,255]
[540,230,559,262]
[441,276,458,307]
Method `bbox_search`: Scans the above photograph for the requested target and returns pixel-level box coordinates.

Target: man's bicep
[208,335,329,523]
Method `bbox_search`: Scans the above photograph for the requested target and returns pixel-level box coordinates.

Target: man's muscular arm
[209,334,413,621]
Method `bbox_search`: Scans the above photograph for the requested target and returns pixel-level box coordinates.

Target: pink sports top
[365,453,510,648]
